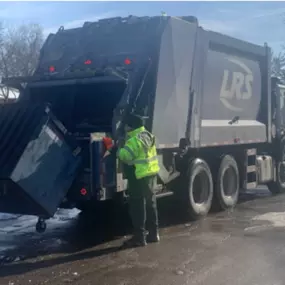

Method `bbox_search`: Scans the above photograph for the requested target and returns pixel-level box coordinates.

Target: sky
[0,1,284,53]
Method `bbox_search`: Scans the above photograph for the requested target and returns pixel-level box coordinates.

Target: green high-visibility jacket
[118,126,160,179]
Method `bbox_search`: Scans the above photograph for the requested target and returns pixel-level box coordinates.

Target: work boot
[122,235,147,248]
[147,231,160,243]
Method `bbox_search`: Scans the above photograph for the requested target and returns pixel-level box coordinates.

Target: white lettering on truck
[220,57,253,112]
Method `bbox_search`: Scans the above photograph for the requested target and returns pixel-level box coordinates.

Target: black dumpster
[0,103,81,217]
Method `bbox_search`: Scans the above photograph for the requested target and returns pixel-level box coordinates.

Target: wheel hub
[192,171,210,204]
[222,166,237,197]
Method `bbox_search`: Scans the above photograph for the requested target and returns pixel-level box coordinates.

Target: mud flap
[157,154,180,185]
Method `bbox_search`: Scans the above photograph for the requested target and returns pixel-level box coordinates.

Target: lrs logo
[220,57,253,112]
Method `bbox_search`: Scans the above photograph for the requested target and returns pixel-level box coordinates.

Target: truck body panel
[151,17,198,147]
[188,29,271,148]
[200,49,267,146]
[143,17,271,148]
[34,16,164,80]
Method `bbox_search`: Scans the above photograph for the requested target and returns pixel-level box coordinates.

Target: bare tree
[0,22,44,101]
[272,50,285,82]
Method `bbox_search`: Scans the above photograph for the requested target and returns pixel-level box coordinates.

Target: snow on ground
[0,208,80,221]
[0,214,20,221]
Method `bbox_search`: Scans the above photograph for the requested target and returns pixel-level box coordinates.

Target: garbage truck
[1,15,285,232]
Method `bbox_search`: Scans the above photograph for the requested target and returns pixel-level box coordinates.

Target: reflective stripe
[137,132,153,156]
[134,155,158,164]
[122,145,136,160]
[127,155,158,165]
[142,144,148,156]
[136,132,155,164]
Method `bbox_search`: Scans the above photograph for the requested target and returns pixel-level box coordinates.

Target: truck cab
[272,79,285,139]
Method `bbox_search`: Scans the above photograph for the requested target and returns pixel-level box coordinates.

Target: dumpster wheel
[36,218,47,233]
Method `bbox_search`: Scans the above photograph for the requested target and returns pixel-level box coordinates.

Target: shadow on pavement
[0,245,122,278]
[0,189,273,278]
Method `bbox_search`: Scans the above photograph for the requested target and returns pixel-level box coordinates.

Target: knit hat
[124,113,144,129]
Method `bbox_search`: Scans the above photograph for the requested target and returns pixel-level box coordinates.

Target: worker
[104,113,160,247]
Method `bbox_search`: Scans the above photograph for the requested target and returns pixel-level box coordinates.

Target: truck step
[244,148,258,190]
[247,148,256,156]
[156,191,174,199]
[247,165,256,173]
[246,182,257,189]
[157,154,180,184]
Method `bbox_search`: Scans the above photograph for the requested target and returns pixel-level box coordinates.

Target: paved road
[1,188,285,285]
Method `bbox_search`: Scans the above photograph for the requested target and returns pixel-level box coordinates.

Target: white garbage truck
[1,15,284,231]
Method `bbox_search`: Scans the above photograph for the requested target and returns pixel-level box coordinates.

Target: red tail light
[80,188,87,196]
[49,66,55,72]
[103,137,113,151]
[124,58,131,65]
[84,59,92,65]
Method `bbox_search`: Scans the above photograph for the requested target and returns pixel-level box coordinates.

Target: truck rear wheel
[186,159,214,220]
[213,155,239,210]
[267,161,285,194]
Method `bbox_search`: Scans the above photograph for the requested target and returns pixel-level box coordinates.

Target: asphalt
[1,188,285,285]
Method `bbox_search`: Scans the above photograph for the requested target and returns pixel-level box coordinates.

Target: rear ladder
[244,148,258,189]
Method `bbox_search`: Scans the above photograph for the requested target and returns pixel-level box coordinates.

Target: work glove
[103,138,124,159]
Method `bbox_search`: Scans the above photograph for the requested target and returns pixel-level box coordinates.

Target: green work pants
[128,175,158,238]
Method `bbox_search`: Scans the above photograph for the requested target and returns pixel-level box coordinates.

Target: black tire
[213,155,239,211]
[36,220,47,233]
[267,138,285,195]
[186,158,214,220]
[267,162,285,194]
